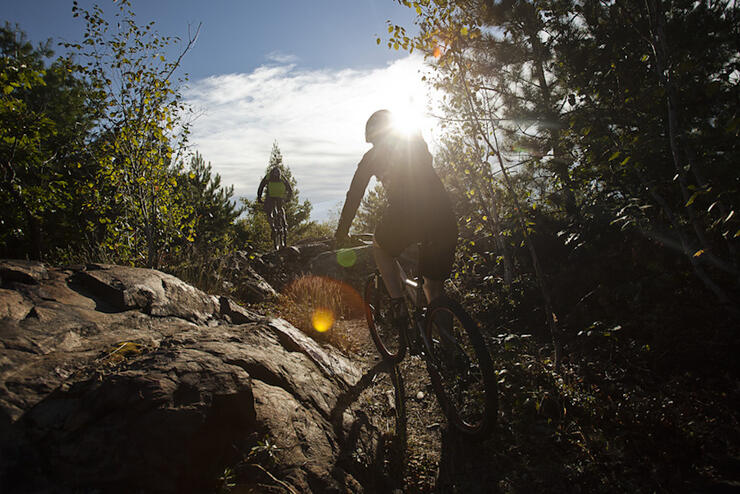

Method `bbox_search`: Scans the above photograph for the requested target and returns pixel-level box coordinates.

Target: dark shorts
[374,208,458,281]
[262,198,284,215]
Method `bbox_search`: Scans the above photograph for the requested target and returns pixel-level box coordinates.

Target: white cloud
[183,53,438,221]
[265,51,299,64]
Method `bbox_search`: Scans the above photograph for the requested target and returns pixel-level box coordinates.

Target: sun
[390,106,426,137]
[359,56,441,141]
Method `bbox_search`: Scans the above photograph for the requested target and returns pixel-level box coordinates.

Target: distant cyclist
[335,109,458,327]
[257,167,293,249]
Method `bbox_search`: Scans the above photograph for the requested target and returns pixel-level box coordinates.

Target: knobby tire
[423,296,497,437]
[364,273,406,363]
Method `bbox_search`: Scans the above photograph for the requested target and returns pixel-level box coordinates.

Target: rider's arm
[284,179,293,201]
[256,177,267,202]
[335,150,375,239]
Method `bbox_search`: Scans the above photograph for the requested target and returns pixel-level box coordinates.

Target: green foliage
[64,0,199,267]
[240,141,314,251]
[173,151,243,259]
[0,23,101,259]
[235,199,272,252]
[390,0,738,307]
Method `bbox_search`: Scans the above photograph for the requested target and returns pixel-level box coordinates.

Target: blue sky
[5,1,417,78]
[4,1,438,221]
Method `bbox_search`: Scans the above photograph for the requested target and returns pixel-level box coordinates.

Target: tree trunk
[526,23,580,223]
[645,0,737,284]
[455,52,563,367]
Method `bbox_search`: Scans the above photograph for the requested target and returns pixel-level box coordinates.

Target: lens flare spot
[336,248,357,267]
[312,308,335,333]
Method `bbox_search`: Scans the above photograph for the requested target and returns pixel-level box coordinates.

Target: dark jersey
[336,134,455,240]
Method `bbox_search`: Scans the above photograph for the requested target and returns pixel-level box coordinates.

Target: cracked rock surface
[0,260,380,493]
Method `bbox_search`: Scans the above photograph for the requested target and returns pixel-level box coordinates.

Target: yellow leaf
[686,191,700,207]
[460,26,469,36]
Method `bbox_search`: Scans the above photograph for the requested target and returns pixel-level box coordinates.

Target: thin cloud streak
[183,53,436,221]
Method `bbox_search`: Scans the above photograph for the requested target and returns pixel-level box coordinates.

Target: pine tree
[262,140,311,233]
[175,152,242,257]
[240,141,314,251]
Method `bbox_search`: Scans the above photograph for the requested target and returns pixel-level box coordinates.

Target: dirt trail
[333,318,453,493]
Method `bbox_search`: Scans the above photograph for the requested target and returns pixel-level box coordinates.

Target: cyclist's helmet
[365,109,393,144]
[269,167,281,180]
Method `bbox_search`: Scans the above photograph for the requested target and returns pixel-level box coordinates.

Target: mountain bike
[363,245,498,437]
[267,203,287,250]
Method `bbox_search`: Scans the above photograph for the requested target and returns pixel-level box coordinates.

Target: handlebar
[348,233,374,245]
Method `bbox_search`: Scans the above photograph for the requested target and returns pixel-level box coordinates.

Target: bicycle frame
[395,256,462,354]
[364,238,498,436]
[267,204,287,249]
[396,259,425,310]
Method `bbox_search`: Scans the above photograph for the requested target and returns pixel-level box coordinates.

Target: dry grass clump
[280,275,365,353]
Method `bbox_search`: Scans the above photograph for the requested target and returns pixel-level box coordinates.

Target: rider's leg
[373,238,403,298]
[279,204,288,247]
[373,238,411,340]
[423,277,443,304]
[264,199,275,231]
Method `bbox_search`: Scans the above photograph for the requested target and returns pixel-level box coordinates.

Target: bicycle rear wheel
[364,272,406,363]
[423,296,497,436]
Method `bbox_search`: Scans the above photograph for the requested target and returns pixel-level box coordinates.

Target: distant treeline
[1,2,327,269]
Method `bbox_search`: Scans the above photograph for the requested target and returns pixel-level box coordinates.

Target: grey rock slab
[0,261,383,494]
[0,260,49,285]
[73,263,219,323]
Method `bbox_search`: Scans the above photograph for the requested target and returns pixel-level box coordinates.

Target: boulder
[218,251,278,303]
[309,245,376,291]
[250,240,334,290]
[0,260,384,493]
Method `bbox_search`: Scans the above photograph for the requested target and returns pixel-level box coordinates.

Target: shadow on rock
[330,360,408,493]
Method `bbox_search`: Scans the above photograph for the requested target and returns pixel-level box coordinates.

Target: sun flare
[362,57,439,142]
[311,308,335,333]
[390,107,426,137]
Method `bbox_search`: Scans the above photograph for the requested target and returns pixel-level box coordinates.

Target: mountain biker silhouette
[335,109,458,323]
[258,167,293,249]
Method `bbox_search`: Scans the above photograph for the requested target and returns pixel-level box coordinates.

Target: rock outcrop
[246,240,375,293]
[0,260,386,493]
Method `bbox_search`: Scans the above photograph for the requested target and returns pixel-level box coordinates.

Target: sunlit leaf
[686,192,699,207]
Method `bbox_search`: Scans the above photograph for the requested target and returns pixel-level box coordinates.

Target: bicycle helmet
[365,109,393,143]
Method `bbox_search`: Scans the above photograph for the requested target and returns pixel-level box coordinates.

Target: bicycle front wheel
[364,272,406,363]
[423,296,497,436]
